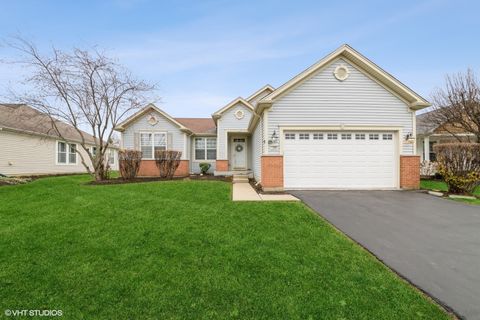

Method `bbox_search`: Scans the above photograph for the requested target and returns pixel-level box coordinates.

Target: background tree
[6,37,155,181]
[427,69,480,142]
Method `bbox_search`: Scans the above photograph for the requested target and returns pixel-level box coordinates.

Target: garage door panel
[284,131,396,189]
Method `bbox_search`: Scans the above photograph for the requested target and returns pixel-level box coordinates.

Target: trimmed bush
[119,149,142,180]
[199,162,211,175]
[433,143,480,195]
[155,150,182,179]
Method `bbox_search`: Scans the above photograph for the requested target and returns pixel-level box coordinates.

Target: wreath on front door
[235,144,244,152]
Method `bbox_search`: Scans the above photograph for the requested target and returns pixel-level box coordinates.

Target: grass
[0,176,450,319]
[421,179,480,205]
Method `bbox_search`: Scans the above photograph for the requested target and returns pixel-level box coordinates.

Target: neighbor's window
[57,141,77,164]
[140,132,166,159]
[195,137,217,160]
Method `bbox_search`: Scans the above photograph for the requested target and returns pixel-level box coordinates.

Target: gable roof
[258,44,430,111]
[416,110,474,136]
[246,84,275,104]
[115,103,190,132]
[174,118,216,135]
[0,103,99,145]
[212,97,254,122]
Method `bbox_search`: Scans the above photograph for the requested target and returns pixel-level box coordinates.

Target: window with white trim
[285,133,295,140]
[299,133,309,140]
[355,133,365,140]
[383,133,393,140]
[140,132,166,159]
[313,133,323,140]
[108,149,115,165]
[195,137,216,160]
[369,134,379,140]
[341,133,352,140]
[57,141,77,165]
[327,133,338,140]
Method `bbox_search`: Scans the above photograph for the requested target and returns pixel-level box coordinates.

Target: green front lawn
[0,176,450,319]
[421,179,480,205]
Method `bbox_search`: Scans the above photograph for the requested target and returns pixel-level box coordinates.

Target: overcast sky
[1,0,479,117]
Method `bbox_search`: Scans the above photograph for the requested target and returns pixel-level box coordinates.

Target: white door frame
[230,135,248,170]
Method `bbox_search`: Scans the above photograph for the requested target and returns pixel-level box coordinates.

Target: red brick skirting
[261,155,284,190]
[216,160,229,171]
[400,155,420,189]
[137,160,189,177]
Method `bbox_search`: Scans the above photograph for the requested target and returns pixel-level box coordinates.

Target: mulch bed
[88,174,231,185]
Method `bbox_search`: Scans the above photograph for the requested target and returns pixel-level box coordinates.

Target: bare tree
[427,69,480,142]
[6,37,155,181]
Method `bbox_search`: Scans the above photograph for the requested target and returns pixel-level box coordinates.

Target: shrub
[199,162,211,175]
[155,150,182,179]
[119,149,142,180]
[420,161,439,177]
[433,143,480,195]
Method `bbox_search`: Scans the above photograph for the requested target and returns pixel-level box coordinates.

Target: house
[116,44,430,190]
[416,110,476,162]
[0,104,119,176]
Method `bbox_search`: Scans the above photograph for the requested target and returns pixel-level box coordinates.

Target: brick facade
[137,160,189,177]
[261,155,284,191]
[216,160,229,171]
[400,155,420,189]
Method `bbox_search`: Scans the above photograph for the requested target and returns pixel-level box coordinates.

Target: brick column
[261,155,284,191]
[216,160,229,171]
[400,155,420,189]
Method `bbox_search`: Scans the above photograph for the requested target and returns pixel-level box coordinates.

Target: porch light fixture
[269,130,279,146]
[405,132,413,140]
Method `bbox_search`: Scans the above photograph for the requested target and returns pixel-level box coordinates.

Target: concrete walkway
[232,183,299,202]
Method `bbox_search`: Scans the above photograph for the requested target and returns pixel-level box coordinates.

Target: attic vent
[147,115,158,126]
[234,109,245,120]
[334,65,350,81]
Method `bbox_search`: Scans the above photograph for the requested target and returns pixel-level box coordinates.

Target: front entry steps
[233,174,250,184]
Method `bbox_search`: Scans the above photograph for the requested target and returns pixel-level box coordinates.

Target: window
[108,149,115,165]
[91,146,97,157]
[429,141,437,161]
[327,133,338,140]
[369,134,379,140]
[341,133,352,140]
[285,133,295,140]
[140,132,166,159]
[57,141,77,165]
[195,137,217,160]
[355,133,365,140]
[382,133,393,140]
[313,133,323,140]
[299,133,309,140]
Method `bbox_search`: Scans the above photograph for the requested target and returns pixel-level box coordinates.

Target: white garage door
[284,131,397,189]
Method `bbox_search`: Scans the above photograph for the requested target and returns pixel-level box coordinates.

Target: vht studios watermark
[4,309,63,317]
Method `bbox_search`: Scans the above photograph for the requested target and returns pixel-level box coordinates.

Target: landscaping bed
[88,174,230,185]
[421,179,480,205]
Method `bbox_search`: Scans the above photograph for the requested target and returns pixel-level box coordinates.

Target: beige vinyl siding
[251,117,263,181]
[216,103,252,159]
[267,58,415,155]
[122,110,186,159]
[248,90,272,107]
[190,136,216,174]
[0,131,92,175]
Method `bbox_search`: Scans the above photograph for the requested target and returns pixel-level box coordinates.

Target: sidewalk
[232,182,299,202]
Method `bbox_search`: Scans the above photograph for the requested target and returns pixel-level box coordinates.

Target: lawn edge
[297,201,460,320]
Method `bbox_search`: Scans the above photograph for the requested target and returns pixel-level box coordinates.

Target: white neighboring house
[116,44,430,190]
[0,104,119,176]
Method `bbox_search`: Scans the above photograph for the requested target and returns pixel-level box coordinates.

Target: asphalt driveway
[290,190,480,319]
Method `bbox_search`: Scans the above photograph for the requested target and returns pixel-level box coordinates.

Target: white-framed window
[355,133,366,140]
[327,133,338,140]
[90,146,97,157]
[383,133,393,140]
[299,133,309,140]
[140,132,166,159]
[57,141,77,165]
[195,137,216,160]
[285,133,295,140]
[341,133,352,140]
[108,149,115,165]
[369,133,379,140]
[313,133,323,140]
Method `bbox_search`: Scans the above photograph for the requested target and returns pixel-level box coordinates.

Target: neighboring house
[116,44,430,190]
[0,104,119,176]
[416,111,476,162]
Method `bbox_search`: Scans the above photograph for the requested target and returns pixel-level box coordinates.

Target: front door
[231,137,246,169]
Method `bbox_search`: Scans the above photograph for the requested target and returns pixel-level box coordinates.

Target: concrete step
[233,174,249,183]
